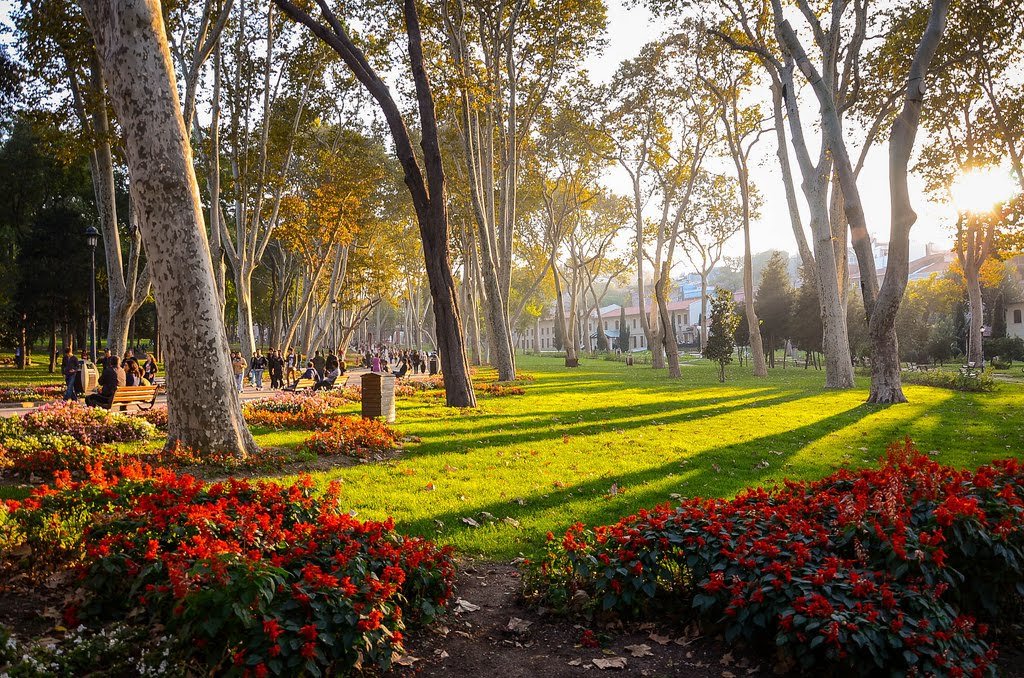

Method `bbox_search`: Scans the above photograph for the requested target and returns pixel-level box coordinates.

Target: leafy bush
[0,385,63,403]
[901,370,996,392]
[132,407,167,431]
[301,416,399,459]
[983,336,1024,363]
[3,470,455,676]
[528,441,1023,676]
[0,416,128,478]
[21,401,155,445]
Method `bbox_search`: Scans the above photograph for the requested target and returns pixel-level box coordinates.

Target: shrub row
[0,402,155,478]
[527,441,1023,676]
[301,416,400,459]
[2,465,455,675]
[901,370,996,392]
[0,385,63,403]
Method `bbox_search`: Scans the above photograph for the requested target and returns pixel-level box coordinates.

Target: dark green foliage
[703,290,740,381]
[754,251,792,367]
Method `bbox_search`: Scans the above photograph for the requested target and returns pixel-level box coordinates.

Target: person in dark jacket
[62,346,80,401]
[85,356,125,407]
[268,349,285,389]
[249,350,268,390]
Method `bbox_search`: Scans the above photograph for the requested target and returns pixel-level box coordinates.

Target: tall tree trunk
[551,256,577,362]
[655,261,681,377]
[80,0,258,457]
[275,0,475,407]
[867,0,949,403]
[965,263,984,366]
[741,188,767,378]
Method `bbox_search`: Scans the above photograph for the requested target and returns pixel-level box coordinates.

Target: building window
[1015,309,1022,324]
[632,318,636,329]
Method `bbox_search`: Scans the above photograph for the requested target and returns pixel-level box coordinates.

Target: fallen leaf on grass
[625,643,653,657]
[593,657,627,670]
[461,517,481,528]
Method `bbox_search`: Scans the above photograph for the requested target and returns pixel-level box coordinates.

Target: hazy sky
[583,0,957,266]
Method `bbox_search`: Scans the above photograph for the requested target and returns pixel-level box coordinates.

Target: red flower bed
[480,383,526,397]
[2,466,455,675]
[301,416,399,459]
[530,441,1024,676]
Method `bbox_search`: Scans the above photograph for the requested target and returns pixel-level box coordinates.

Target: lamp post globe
[85,225,100,364]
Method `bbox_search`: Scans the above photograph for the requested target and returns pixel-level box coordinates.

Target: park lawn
[258,354,1024,561]
[4,354,1023,561]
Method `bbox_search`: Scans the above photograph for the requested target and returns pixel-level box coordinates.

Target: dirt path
[397,563,769,678]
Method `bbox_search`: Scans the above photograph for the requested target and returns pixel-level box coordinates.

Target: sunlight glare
[950,166,1020,215]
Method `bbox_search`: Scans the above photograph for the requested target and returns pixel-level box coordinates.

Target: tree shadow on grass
[392,402,911,559]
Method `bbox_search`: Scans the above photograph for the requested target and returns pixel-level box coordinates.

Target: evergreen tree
[618,305,630,352]
[704,289,740,382]
[553,311,564,351]
[755,251,793,368]
[791,268,823,368]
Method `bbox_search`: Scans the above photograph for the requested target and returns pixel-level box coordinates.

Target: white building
[515,300,700,352]
[1007,299,1024,340]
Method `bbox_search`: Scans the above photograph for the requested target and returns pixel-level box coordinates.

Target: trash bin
[361,371,396,422]
[78,361,99,394]
[428,354,439,375]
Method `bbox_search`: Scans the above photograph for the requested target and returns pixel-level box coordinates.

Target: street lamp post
[84,226,100,363]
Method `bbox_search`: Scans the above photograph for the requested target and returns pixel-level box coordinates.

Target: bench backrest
[111,386,158,402]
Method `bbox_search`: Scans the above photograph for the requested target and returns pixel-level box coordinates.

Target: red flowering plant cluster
[2,468,455,675]
[528,440,1024,676]
[301,416,400,460]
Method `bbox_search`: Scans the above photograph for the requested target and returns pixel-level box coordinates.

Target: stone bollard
[361,371,396,422]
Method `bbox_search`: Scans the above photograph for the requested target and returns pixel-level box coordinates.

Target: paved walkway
[0,366,439,417]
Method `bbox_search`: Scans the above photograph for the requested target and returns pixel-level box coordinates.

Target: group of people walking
[230,347,348,393]
[62,346,158,406]
[358,346,438,378]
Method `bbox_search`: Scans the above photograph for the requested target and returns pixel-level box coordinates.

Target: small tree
[704,289,740,382]
[618,305,630,352]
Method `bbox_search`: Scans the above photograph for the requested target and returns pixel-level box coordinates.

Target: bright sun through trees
[1,0,1023,676]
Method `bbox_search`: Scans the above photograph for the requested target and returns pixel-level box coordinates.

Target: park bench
[286,378,316,392]
[102,385,159,411]
[959,362,982,378]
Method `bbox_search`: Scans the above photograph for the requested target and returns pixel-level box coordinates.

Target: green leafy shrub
[901,370,996,392]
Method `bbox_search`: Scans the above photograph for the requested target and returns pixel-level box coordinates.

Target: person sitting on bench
[288,361,320,390]
[314,365,341,391]
[393,358,409,378]
[85,356,126,408]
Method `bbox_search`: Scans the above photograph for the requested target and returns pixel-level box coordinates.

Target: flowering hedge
[2,467,455,675]
[529,441,1023,676]
[22,401,155,445]
[479,383,526,397]
[301,416,400,459]
[242,391,358,430]
[0,385,63,403]
[0,407,149,478]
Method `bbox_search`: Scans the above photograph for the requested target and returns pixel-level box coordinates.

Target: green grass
[0,363,69,388]
[265,355,1024,560]
[5,354,1024,561]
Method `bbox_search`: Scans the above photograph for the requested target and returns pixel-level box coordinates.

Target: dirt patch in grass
[396,562,770,678]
